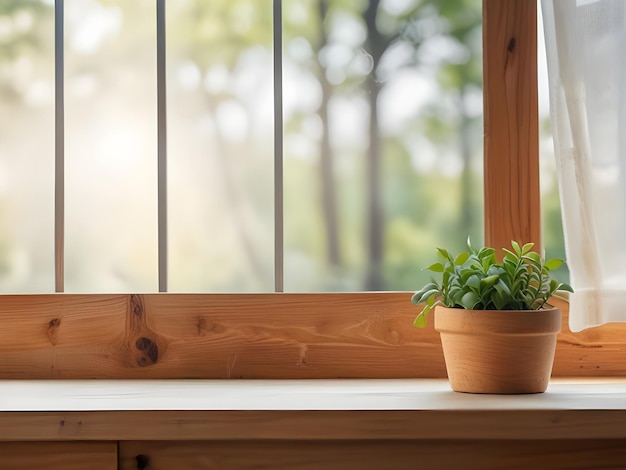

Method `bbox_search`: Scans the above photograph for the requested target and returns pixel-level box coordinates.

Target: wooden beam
[0,293,441,379]
[0,294,625,378]
[483,0,540,250]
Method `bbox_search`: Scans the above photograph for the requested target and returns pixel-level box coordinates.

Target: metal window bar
[274,0,284,293]
[54,0,64,293]
[157,0,168,293]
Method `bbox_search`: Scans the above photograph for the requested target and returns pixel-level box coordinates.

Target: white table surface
[1,378,625,411]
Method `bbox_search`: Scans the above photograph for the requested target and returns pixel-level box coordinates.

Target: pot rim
[434,305,562,335]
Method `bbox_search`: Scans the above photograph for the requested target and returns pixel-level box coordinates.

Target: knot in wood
[197,317,207,336]
[131,295,144,317]
[135,454,150,469]
[135,337,159,366]
[47,318,61,345]
[507,37,516,53]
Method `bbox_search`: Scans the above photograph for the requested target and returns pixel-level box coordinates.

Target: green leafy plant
[411,240,573,328]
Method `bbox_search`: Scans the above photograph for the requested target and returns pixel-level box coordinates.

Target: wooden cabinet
[2,380,626,470]
[0,442,117,470]
[119,440,626,470]
[2,440,626,470]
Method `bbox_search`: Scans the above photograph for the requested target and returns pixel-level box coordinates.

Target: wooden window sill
[1,378,626,441]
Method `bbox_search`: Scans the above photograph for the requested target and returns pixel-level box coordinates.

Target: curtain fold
[542,0,626,331]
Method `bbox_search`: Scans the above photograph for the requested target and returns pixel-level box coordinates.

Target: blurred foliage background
[0,0,566,293]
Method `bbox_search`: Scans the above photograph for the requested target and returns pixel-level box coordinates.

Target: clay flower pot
[434,305,562,394]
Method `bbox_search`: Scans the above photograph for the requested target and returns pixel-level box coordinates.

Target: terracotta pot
[434,305,561,394]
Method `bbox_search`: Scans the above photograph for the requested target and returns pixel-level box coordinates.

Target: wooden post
[483,0,540,251]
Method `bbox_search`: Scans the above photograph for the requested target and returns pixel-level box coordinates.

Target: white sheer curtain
[542,0,626,331]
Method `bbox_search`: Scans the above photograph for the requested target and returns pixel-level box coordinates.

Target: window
[0,0,55,293]
[0,0,489,294]
[3,0,617,381]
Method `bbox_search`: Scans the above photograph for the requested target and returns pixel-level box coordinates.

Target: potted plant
[411,240,573,394]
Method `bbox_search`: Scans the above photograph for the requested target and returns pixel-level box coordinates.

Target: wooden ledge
[1,294,626,379]
[2,379,626,441]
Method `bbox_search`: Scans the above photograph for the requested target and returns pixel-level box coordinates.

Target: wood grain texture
[483,0,540,250]
[119,440,626,470]
[3,408,626,441]
[0,293,442,379]
[0,294,625,378]
[0,442,117,470]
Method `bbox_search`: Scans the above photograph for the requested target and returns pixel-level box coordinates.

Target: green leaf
[521,242,535,255]
[481,274,500,287]
[548,278,559,293]
[416,289,441,305]
[442,270,450,287]
[478,247,496,261]
[511,278,524,294]
[437,248,453,262]
[413,311,428,328]
[544,258,563,271]
[466,274,481,291]
[460,291,480,310]
[498,279,511,294]
[460,269,476,284]
[481,256,492,273]
[413,303,435,328]
[454,252,470,266]
[502,248,517,260]
[523,252,541,264]
[511,240,522,256]
[467,257,482,271]
[492,284,510,310]
[449,287,464,305]
[558,282,574,293]
[427,262,445,273]
[503,258,518,276]
[411,283,439,304]
[487,265,505,277]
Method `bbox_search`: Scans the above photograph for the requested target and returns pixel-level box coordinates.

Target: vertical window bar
[273,0,284,293]
[54,0,64,293]
[157,0,168,292]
